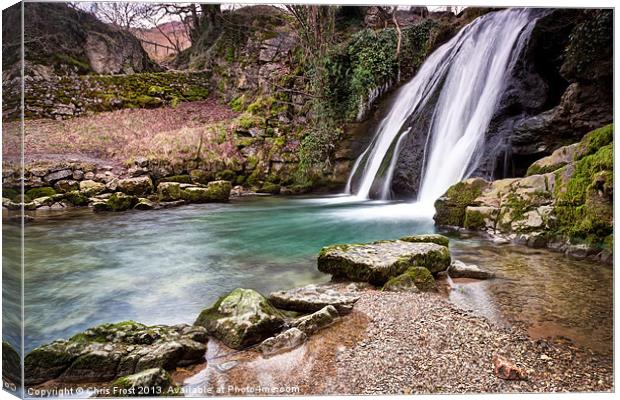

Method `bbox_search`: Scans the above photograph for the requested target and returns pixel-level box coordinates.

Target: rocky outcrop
[317,237,451,285]
[24,321,208,386]
[194,288,285,350]
[268,284,360,315]
[434,124,613,261]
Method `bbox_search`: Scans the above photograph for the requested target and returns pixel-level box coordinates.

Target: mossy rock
[384,267,435,292]
[215,169,236,181]
[180,181,231,203]
[194,288,285,349]
[157,182,182,202]
[64,191,89,207]
[2,187,21,202]
[111,368,177,397]
[25,187,57,200]
[189,169,212,184]
[399,234,449,247]
[434,178,489,227]
[103,193,139,212]
[577,123,613,159]
[257,182,281,194]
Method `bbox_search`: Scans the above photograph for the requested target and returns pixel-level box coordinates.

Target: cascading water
[346,8,541,204]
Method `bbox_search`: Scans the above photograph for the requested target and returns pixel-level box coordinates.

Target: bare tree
[86,2,155,29]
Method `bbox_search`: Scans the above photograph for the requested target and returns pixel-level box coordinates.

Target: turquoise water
[2,196,612,356]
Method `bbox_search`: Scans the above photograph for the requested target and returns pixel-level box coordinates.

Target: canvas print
[1,1,614,398]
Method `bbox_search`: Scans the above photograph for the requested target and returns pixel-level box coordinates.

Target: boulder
[79,180,106,195]
[118,177,154,197]
[384,267,435,292]
[180,180,232,203]
[257,328,306,357]
[399,234,450,247]
[448,260,494,280]
[157,182,182,202]
[54,179,80,193]
[292,305,339,336]
[189,169,212,184]
[44,169,73,183]
[134,198,156,210]
[526,143,579,176]
[318,240,451,285]
[268,284,359,314]
[24,321,207,386]
[434,178,490,227]
[112,368,176,397]
[194,288,285,350]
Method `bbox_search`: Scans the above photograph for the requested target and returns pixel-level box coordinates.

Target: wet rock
[257,328,306,356]
[112,368,176,397]
[24,321,207,386]
[448,260,494,280]
[268,284,360,314]
[118,176,154,197]
[318,240,451,285]
[292,305,339,336]
[194,288,285,350]
[492,354,528,380]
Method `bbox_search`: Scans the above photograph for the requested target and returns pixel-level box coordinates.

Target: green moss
[464,209,486,230]
[402,267,436,291]
[2,187,20,201]
[433,179,487,227]
[554,142,613,242]
[64,190,89,206]
[229,94,247,112]
[134,95,163,108]
[108,193,138,212]
[25,187,57,199]
[578,123,613,158]
[257,182,281,194]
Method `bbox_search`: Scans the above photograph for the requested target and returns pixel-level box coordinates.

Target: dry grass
[3,100,241,166]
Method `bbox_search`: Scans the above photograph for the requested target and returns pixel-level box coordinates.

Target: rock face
[194,288,285,350]
[448,260,494,280]
[434,124,613,261]
[268,284,360,314]
[112,368,176,397]
[318,240,451,285]
[24,321,208,386]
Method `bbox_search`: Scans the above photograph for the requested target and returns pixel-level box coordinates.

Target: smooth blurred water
[3,196,612,356]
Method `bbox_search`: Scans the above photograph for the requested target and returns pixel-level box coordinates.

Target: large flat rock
[318,240,450,285]
[268,284,359,314]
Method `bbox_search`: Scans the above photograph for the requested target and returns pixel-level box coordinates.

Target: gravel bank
[174,286,613,395]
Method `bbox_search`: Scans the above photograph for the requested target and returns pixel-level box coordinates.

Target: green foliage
[562,10,612,80]
[578,123,613,158]
[25,187,57,199]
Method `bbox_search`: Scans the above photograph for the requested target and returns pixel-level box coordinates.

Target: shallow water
[2,196,612,356]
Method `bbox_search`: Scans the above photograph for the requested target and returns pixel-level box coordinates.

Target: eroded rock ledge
[434,124,613,262]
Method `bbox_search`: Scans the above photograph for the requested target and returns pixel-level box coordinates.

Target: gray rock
[112,368,175,397]
[194,288,285,350]
[318,240,451,285]
[79,180,106,195]
[292,305,339,336]
[118,176,154,197]
[268,284,359,314]
[54,179,80,193]
[44,169,72,183]
[72,170,84,180]
[448,260,494,280]
[257,328,306,356]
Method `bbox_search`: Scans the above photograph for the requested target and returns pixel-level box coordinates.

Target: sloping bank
[434,124,613,263]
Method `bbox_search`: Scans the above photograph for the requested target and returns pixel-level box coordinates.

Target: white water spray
[346,9,540,204]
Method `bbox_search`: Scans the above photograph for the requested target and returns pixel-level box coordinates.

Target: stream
[2,196,612,356]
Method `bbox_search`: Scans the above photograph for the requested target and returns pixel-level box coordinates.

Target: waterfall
[346,8,540,203]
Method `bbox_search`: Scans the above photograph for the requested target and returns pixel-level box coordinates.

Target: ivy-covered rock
[318,240,451,285]
[194,288,285,350]
[24,321,208,386]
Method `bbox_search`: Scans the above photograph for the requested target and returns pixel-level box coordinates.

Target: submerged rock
[448,260,494,280]
[194,288,285,350]
[257,328,306,356]
[318,240,451,285]
[111,368,176,397]
[24,321,207,386]
[268,284,360,314]
[292,305,339,335]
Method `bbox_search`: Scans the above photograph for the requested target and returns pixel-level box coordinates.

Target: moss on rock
[434,178,489,227]
[399,234,449,247]
[25,187,57,200]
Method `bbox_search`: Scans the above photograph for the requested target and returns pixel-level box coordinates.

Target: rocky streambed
[12,233,612,396]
